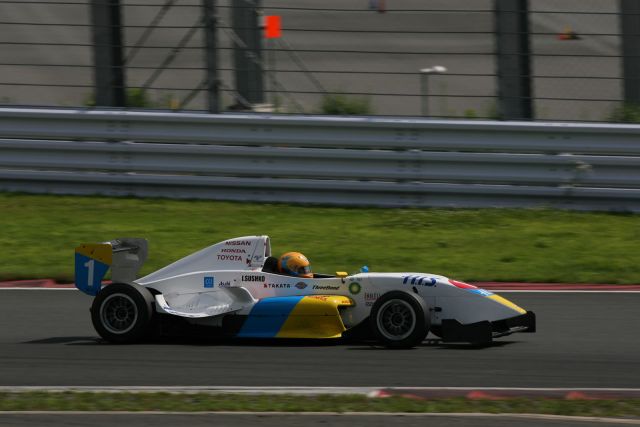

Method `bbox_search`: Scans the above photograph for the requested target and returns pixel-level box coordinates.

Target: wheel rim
[100,293,138,335]
[376,299,416,341]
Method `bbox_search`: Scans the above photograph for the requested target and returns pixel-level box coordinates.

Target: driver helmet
[278,251,312,278]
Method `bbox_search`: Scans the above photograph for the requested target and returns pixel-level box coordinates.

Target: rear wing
[74,238,148,296]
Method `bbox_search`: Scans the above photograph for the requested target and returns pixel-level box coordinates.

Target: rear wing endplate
[74,238,148,296]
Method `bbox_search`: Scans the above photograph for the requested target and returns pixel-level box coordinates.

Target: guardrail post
[621,0,640,106]
[495,0,533,120]
[90,0,126,107]
[202,0,220,113]
[231,0,265,108]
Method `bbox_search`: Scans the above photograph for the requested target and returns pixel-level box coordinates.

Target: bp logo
[348,282,361,295]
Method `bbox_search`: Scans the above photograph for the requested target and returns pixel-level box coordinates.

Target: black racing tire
[91,282,155,344]
[369,291,430,349]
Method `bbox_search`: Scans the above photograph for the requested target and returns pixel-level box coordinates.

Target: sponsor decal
[448,279,493,296]
[365,292,380,306]
[242,275,266,282]
[217,254,243,261]
[204,276,214,288]
[218,281,231,288]
[264,283,291,289]
[295,282,308,290]
[470,288,493,297]
[448,279,475,289]
[313,285,340,291]
[348,282,362,295]
[224,240,251,246]
[221,248,247,253]
[402,275,437,287]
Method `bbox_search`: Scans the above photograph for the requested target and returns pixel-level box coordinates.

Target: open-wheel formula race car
[74,235,535,348]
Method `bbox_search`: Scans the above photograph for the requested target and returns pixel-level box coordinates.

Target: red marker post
[263,16,281,110]
[264,15,281,39]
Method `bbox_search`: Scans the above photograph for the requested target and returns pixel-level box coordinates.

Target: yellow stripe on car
[74,243,112,265]
[276,295,353,339]
[488,294,527,314]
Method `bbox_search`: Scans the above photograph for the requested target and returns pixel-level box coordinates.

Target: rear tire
[370,291,430,349]
[91,283,155,344]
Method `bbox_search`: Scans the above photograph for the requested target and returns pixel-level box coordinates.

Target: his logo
[295,282,307,290]
[204,276,214,288]
[402,275,436,287]
[348,282,361,295]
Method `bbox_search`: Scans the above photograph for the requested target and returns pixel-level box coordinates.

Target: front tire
[370,291,430,349]
[91,283,155,344]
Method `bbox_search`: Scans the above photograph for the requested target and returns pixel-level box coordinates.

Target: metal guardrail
[0,108,639,211]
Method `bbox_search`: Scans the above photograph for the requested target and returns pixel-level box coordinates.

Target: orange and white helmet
[278,252,312,278]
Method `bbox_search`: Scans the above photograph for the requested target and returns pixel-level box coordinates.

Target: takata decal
[264,283,291,289]
[204,276,214,288]
[403,275,437,286]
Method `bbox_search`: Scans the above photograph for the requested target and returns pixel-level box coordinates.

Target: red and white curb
[367,387,640,400]
[2,386,640,400]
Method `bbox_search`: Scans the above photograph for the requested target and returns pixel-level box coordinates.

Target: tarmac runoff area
[1,289,639,389]
[1,286,639,425]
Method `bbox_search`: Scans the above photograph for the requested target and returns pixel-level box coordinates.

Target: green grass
[0,393,639,416]
[1,192,639,283]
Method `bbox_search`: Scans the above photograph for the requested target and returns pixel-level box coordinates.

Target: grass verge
[1,193,639,283]
[0,393,639,417]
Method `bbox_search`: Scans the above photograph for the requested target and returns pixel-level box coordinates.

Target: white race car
[74,235,535,348]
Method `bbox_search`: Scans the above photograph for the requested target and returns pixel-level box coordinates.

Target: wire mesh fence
[0,0,633,121]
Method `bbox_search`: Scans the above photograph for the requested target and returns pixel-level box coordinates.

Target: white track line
[0,411,638,424]
[0,386,377,395]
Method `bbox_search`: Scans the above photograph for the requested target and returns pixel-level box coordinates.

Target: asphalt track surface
[1,290,639,388]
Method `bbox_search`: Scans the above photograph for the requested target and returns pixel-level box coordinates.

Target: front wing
[441,311,536,344]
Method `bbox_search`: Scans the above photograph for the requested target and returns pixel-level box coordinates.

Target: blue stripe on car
[236,296,304,338]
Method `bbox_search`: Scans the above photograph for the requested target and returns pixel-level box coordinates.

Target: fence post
[202,0,220,113]
[90,0,126,107]
[495,0,533,120]
[231,0,264,108]
[621,0,640,106]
